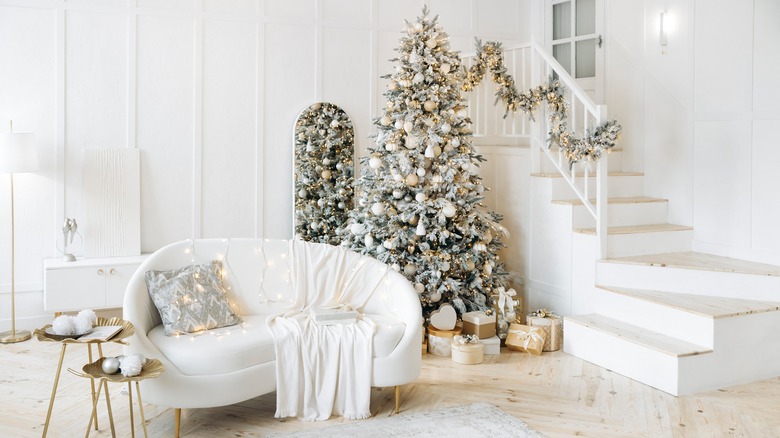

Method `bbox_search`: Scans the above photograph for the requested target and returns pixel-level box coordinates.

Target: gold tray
[71,357,164,382]
[34,317,135,344]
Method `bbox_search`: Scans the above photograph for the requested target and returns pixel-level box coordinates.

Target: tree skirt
[270,402,546,437]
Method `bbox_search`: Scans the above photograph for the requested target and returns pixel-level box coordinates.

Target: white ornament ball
[404,263,417,276]
[441,261,451,271]
[336,162,343,171]
[415,192,427,202]
[385,142,398,152]
[388,80,398,91]
[394,119,403,129]
[317,198,325,207]
[413,72,425,84]
[52,315,76,335]
[484,262,493,276]
[443,143,454,152]
[364,233,374,247]
[416,167,426,177]
[338,202,345,209]
[380,116,391,126]
[102,357,120,374]
[369,156,382,169]
[310,222,320,230]
[415,283,425,294]
[350,223,364,235]
[457,108,468,118]
[409,51,421,63]
[404,121,414,133]
[77,309,97,326]
[393,173,403,182]
[405,174,419,186]
[429,291,442,302]
[393,189,404,199]
[452,138,460,147]
[426,38,437,49]
[440,63,451,74]
[371,202,386,215]
[391,263,400,272]
[441,123,451,133]
[442,202,456,218]
[321,169,332,180]
[423,100,437,112]
[322,158,331,165]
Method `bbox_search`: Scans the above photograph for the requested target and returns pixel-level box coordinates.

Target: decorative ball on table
[102,357,120,374]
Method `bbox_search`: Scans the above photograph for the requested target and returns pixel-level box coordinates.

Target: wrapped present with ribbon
[450,334,484,364]
[505,323,545,355]
[527,309,563,352]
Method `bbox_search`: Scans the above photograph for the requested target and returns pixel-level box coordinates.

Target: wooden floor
[2,340,780,437]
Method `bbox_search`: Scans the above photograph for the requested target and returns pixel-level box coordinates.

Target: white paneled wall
[0,0,531,330]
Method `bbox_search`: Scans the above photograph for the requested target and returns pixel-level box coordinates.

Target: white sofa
[123,238,422,436]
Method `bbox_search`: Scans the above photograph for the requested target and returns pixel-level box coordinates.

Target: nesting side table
[33,317,135,437]
[69,357,164,438]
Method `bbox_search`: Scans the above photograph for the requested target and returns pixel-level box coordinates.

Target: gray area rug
[271,402,546,437]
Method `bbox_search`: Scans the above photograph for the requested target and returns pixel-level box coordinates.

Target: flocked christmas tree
[339,7,512,321]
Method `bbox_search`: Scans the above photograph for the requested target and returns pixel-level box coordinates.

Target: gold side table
[33,317,135,438]
[68,357,164,438]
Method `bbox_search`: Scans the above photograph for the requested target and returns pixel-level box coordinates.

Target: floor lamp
[0,126,39,344]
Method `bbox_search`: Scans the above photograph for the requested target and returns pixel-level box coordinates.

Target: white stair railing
[463,42,609,258]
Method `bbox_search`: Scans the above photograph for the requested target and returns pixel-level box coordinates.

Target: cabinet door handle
[97,269,104,275]
[109,268,117,275]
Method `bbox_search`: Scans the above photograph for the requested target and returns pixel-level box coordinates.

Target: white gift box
[481,335,500,355]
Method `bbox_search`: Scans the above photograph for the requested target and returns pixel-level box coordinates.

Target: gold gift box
[461,311,496,339]
[505,323,546,355]
[527,312,563,352]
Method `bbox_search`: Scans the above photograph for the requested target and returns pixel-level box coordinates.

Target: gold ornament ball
[424,100,437,112]
[321,169,332,180]
[405,173,419,186]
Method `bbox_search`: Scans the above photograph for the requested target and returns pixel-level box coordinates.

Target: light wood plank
[607,251,780,277]
[552,196,667,206]
[598,286,780,319]
[565,314,712,357]
[574,223,693,236]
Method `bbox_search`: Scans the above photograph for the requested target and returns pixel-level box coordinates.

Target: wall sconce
[659,11,668,54]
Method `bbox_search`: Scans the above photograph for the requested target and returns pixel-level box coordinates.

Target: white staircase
[462,42,780,396]
[532,160,780,395]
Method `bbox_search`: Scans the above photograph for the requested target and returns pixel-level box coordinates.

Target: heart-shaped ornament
[429,304,457,331]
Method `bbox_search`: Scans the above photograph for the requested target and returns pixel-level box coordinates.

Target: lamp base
[0,329,31,344]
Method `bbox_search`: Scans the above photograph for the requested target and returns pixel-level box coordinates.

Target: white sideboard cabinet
[43,255,148,313]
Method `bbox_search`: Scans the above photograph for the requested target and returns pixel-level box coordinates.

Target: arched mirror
[293,102,354,245]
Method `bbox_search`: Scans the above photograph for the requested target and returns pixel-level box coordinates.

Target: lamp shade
[0,132,39,174]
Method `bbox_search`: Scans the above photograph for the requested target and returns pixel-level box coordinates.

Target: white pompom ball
[52,315,76,335]
[119,354,144,377]
[72,316,93,335]
[77,309,97,326]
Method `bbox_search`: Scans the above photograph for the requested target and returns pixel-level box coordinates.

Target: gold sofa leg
[175,408,181,438]
[395,386,400,413]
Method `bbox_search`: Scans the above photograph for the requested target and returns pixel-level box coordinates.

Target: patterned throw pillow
[145,260,242,336]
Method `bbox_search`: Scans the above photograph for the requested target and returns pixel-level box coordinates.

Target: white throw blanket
[267,240,386,421]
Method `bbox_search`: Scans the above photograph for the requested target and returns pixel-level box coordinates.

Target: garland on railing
[462,39,622,168]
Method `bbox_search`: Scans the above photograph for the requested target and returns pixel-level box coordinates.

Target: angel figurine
[61,218,78,261]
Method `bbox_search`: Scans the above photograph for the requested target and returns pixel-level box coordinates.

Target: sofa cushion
[148,315,275,376]
[148,313,405,376]
[145,260,242,336]
[369,314,405,358]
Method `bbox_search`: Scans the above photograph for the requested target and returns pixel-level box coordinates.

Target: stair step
[574,223,692,236]
[565,314,712,358]
[597,285,780,319]
[552,196,667,206]
[531,171,643,178]
[607,251,780,277]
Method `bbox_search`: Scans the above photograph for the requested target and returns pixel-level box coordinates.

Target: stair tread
[605,251,780,277]
[530,171,643,178]
[574,223,693,235]
[597,285,780,319]
[565,314,712,357]
[552,196,667,206]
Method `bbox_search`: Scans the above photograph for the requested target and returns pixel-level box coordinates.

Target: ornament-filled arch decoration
[293,102,355,245]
